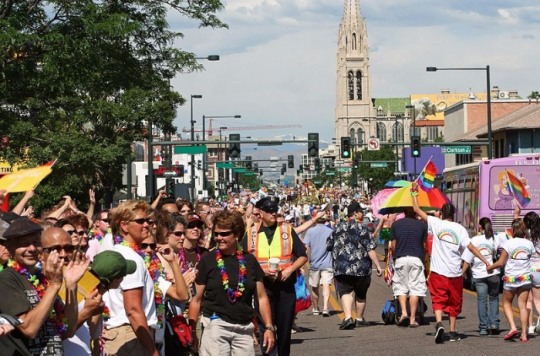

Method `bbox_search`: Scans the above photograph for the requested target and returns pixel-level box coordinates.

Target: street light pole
[406,104,416,179]
[219,126,227,196]
[426,65,493,159]
[190,95,202,202]
[202,114,241,191]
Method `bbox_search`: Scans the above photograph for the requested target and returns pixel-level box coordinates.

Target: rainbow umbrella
[384,180,410,188]
[378,185,450,215]
[370,188,399,217]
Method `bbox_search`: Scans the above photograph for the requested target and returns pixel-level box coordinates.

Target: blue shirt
[303,223,333,270]
[390,217,427,260]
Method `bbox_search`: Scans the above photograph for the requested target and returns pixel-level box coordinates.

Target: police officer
[243,197,307,356]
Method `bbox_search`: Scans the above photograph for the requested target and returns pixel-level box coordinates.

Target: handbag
[165,301,193,350]
[294,269,311,313]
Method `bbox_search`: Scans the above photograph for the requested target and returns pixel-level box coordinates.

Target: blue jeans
[473,275,500,330]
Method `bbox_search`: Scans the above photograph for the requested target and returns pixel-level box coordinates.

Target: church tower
[335,0,374,154]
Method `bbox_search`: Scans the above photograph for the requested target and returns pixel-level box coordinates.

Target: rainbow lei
[179,246,202,273]
[7,259,68,335]
[215,244,247,303]
[114,236,166,328]
[503,273,532,283]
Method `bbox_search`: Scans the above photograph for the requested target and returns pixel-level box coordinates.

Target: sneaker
[488,327,500,335]
[527,326,536,336]
[434,322,445,344]
[355,318,369,327]
[322,310,330,317]
[448,332,461,342]
[312,309,320,316]
[339,318,355,330]
[479,329,489,336]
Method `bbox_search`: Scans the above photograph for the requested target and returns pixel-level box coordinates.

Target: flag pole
[414,154,434,183]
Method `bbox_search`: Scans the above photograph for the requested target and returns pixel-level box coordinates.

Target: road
[286,245,536,356]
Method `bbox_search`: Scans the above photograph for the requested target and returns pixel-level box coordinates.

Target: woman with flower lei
[188,210,275,355]
[101,200,160,356]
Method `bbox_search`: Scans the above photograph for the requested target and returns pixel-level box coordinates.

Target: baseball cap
[187,215,204,228]
[255,197,279,213]
[89,250,137,285]
[2,217,42,240]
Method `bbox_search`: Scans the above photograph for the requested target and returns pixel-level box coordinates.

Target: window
[348,71,354,100]
[358,128,364,144]
[392,121,404,142]
[349,128,356,145]
[356,71,362,100]
[352,33,357,50]
[427,127,438,142]
[377,123,387,142]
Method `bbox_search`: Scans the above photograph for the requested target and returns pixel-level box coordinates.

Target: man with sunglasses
[87,209,111,260]
[0,218,88,356]
[244,197,307,356]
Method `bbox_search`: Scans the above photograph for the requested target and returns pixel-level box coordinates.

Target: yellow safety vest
[246,222,294,273]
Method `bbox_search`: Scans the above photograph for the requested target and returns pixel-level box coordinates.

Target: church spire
[335,0,373,149]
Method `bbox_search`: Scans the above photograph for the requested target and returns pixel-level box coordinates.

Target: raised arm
[411,182,429,222]
[12,189,34,215]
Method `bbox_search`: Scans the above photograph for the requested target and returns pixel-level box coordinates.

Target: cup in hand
[268,258,280,272]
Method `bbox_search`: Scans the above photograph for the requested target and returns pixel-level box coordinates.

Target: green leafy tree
[354,146,397,193]
[528,91,540,99]
[0,0,226,213]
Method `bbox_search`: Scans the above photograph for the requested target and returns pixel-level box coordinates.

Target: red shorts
[428,272,463,317]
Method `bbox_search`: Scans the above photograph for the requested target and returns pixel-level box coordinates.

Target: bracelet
[410,191,418,197]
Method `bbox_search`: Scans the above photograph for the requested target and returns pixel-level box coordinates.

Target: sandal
[409,322,420,328]
[397,316,410,327]
[312,309,320,316]
[503,330,519,340]
[520,337,528,343]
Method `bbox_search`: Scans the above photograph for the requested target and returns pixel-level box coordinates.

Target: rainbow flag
[506,170,531,208]
[417,161,437,192]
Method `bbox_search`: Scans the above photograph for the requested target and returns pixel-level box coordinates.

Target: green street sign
[325,171,335,176]
[313,180,322,185]
[338,167,351,172]
[174,145,207,154]
[232,167,247,173]
[442,146,472,154]
[243,171,254,176]
[216,162,235,169]
[370,162,388,168]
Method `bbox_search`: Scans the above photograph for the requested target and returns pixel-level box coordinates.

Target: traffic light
[353,159,359,170]
[411,136,421,158]
[197,160,202,170]
[341,137,351,158]
[281,163,286,175]
[308,133,319,157]
[253,163,258,173]
[245,156,252,170]
[288,155,294,169]
[314,158,320,171]
[166,178,175,197]
[299,164,303,173]
[229,133,241,158]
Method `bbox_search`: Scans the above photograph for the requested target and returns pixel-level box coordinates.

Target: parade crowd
[0,181,539,356]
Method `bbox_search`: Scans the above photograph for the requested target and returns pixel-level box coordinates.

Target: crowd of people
[1,181,540,355]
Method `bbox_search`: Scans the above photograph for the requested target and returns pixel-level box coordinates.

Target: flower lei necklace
[113,235,166,328]
[7,259,68,335]
[179,246,202,273]
[215,244,247,303]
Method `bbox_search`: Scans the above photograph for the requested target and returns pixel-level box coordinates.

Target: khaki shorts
[103,324,152,356]
[308,268,334,287]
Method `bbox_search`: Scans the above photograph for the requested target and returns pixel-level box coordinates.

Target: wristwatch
[264,325,276,332]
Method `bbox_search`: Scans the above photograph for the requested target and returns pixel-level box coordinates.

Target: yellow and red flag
[0,161,55,193]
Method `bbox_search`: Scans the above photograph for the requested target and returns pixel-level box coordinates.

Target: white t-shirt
[461,234,502,279]
[63,300,91,355]
[428,216,471,277]
[530,240,540,269]
[502,237,534,278]
[103,244,158,329]
[155,276,172,349]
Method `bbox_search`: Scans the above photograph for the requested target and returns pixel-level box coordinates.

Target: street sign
[326,171,335,176]
[334,160,344,165]
[216,162,235,169]
[370,162,388,168]
[174,145,207,154]
[442,146,472,154]
[243,171,254,176]
[367,138,380,151]
[163,171,177,177]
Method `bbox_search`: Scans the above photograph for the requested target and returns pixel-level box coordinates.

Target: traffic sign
[370,162,388,168]
[174,145,207,154]
[325,171,335,176]
[442,146,472,154]
[334,160,344,165]
[216,162,235,169]
[163,171,177,177]
[367,138,380,151]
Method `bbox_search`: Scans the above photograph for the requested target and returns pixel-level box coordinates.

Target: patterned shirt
[328,220,377,277]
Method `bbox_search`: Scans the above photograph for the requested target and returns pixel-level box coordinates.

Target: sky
[169,0,540,146]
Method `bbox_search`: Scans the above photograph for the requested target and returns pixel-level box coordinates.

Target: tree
[355,146,397,192]
[0,0,227,212]
[528,91,540,99]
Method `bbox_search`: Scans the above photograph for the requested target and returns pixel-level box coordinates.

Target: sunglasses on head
[213,231,233,237]
[140,243,157,249]
[131,218,156,225]
[187,223,203,229]
[43,244,76,254]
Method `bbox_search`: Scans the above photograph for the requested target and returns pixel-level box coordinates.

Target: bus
[442,154,540,236]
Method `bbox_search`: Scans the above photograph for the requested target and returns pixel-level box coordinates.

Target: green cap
[89,250,137,285]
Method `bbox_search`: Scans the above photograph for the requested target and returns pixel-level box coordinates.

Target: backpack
[381,299,397,325]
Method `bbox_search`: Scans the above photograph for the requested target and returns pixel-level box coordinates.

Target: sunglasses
[42,244,76,254]
[140,243,157,250]
[213,231,233,237]
[100,218,110,223]
[130,218,156,225]
[171,231,185,236]
[66,230,86,236]
[180,210,192,214]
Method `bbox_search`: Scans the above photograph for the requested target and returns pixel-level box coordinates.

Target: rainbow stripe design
[503,274,531,283]
[506,170,531,208]
[417,161,437,192]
